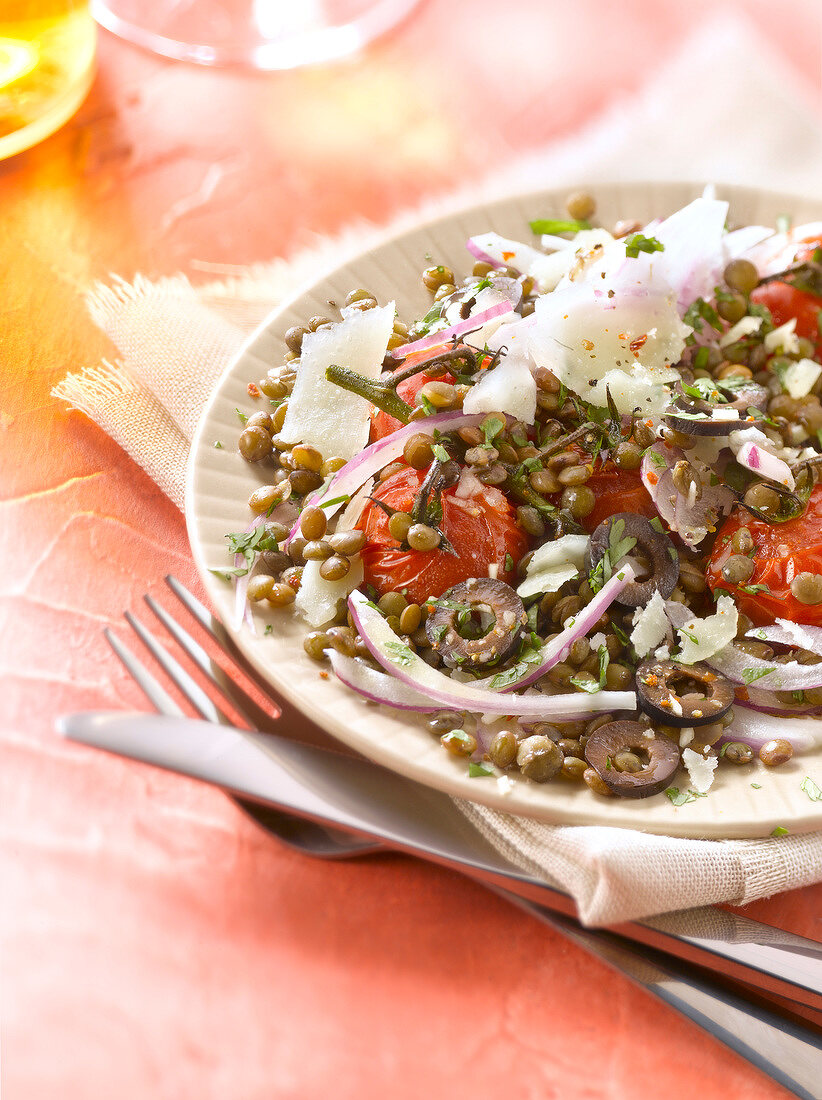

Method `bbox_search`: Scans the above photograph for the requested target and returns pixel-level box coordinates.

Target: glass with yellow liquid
[0,1,95,159]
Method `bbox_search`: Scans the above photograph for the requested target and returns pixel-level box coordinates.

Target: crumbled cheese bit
[496,775,515,795]
[679,727,695,748]
[676,594,738,664]
[682,747,718,794]
[487,562,499,580]
[516,534,589,598]
[764,318,800,355]
[630,590,670,658]
[294,558,364,627]
[719,315,761,348]
[780,357,822,400]
[654,643,671,660]
[589,632,608,651]
[711,406,740,421]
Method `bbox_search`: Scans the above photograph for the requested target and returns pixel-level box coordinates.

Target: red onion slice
[498,563,637,691]
[735,441,795,490]
[736,687,822,717]
[284,410,488,547]
[719,707,822,753]
[748,619,822,657]
[465,232,546,274]
[348,590,636,719]
[389,300,513,360]
[465,237,503,269]
[329,650,435,711]
[641,441,733,548]
[705,645,822,692]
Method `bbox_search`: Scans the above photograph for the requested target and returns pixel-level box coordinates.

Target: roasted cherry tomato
[706,484,822,625]
[750,232,822,358]
[357,466,528,603]
[751,281,822,359]
[576,461,656,532]
[371,349,456,441]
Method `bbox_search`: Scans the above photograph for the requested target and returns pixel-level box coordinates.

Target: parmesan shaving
[630,591,670,658]
[764,318,800,355]
[682,747,718,794]
[516,534,589,598]
[676,594,738,665]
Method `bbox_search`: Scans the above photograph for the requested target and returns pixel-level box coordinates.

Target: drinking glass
[0,0,96,159]
[91,0,421,69]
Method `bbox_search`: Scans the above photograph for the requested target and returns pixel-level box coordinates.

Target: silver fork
[105,577,383,859]
[92,575,822,1098]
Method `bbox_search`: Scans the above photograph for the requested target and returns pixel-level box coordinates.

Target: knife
[58,709,822,1025]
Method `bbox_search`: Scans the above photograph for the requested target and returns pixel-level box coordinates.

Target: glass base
[91,0,421,70]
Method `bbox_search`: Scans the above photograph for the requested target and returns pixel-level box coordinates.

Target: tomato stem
[325,364,414,423]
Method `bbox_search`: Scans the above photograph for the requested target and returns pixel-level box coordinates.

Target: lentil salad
[225,188,822,804]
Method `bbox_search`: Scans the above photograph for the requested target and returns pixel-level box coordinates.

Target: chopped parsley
[235,408,248,424]
[214,440,223,449]
[468,761,494,778]
[738,583,770,596]
[529,217,591,235]
[223,525,280,576]
[481,414,505,447]
[417,301,444,335]
[771,825,790,837]
[624,233,664,259]
[665,787,708,806]
[383,640,416,667]
[750,783,762,789]
[683,297,721,333]
[431,442,450,463]
[800,776,822,801]
[318,493,351,510]
[485,642,543,690]
[570,673,600,693]
[588,517,637,594]
[598,644,610,689]
[210,566,252,581]
[504,552,514,572]
[740,666,776,685]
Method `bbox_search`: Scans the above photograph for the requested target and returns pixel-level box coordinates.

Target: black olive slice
[635,659,734,727]
[425,578,526,668]
[665,380,768,436]
[584,720,681,799]
[584,513,679,608]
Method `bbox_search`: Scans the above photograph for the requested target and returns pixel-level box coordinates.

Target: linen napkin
[54,12,822,924]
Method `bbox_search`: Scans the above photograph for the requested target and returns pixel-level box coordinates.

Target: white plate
[187,180,822,838]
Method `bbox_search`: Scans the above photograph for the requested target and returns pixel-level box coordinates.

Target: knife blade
[58,709,822,1020]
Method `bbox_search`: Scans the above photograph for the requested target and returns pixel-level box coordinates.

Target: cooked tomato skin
[751,281,822,358]
[371,349,456,441]
[750,232,822,358]
[559,457,656,532]
[706,485,822,625]
[357,466,528,603]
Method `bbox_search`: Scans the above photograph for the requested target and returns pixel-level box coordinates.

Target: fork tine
[123,611,233,726]
[166,575,234,647]
[165,576,284,698]
[165,575,348,754]
[105,629,185,718]
[144,594,279,733]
